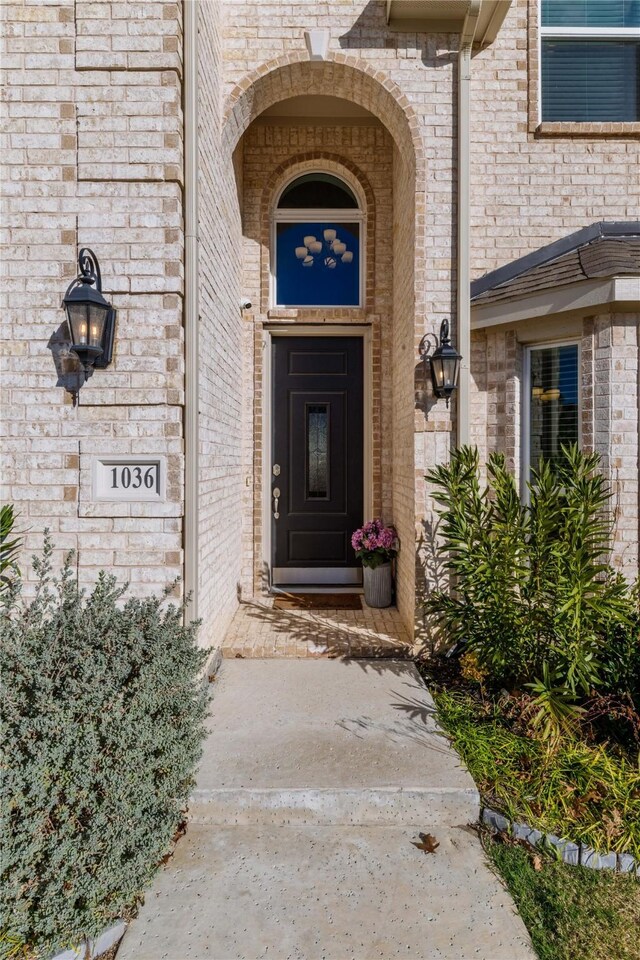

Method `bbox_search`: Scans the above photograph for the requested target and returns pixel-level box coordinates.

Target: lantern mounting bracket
[63,248,102,300]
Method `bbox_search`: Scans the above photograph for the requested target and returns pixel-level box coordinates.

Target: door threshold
[270,585,364,595]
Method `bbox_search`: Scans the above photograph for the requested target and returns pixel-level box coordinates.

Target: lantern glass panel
[88,302,108,346]
[66,302,89,346]
[66,300,108,349]
[431,357,446,390]
[442,355,459,389]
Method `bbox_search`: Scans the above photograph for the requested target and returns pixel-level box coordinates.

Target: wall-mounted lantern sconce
[62,248,115,372]
[420,319,462,407]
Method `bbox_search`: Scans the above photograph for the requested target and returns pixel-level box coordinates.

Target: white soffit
[386,0,513,45]
[471,276,640,330]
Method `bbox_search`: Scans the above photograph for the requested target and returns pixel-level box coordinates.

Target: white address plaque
[92,456,166,502]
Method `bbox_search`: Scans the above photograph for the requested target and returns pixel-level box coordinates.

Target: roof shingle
[471,222,640,306]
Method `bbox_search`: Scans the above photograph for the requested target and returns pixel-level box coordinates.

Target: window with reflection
[273,173,363,308]
[527,343,580,476]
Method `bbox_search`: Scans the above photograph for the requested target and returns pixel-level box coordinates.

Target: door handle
[273,486,280,520]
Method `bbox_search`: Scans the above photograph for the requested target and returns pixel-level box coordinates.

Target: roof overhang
[385,0,512,45]
[471,276,640,330]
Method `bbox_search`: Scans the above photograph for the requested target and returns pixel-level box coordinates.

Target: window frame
[538,0,640,124]
[271,171,366,310]
[521,339,582,492]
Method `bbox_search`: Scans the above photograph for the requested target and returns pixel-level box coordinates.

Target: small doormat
[273,593,362,610]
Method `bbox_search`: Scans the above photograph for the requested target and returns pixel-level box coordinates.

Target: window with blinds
[540,1,640,122]
[526,343,580,476]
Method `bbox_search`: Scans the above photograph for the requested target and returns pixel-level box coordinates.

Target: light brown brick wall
[472,327,521,477]
[471,0,640,275]
[4,0,638,639]
[196,0,245,648]
[1,0,184,596]
[590,313,639,578]
[392,146,418,627]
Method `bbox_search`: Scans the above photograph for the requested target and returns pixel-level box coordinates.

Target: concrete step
[189,785,480,826]
[192,659,479,826]
[117,823,536,960]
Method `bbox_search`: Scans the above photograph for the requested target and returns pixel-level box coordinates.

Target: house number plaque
[92,456,166,502]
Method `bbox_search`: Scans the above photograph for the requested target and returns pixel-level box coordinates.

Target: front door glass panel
[306,403,329,499]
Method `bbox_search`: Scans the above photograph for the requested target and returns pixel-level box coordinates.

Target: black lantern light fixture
[427,319,462,407]
[62,248,115,372]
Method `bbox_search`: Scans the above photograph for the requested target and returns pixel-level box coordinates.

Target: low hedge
[0,538,209,957]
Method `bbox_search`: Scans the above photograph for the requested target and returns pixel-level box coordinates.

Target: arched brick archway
[227,54,422,635]
[222,53,424,180]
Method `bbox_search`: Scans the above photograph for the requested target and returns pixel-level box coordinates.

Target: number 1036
[110,464,158,492]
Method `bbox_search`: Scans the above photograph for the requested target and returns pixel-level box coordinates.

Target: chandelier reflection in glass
[294,228,354,270]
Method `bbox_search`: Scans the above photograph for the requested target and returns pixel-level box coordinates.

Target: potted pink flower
[351,519,398,608]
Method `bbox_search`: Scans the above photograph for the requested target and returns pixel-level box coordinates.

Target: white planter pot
[363,562,392,608]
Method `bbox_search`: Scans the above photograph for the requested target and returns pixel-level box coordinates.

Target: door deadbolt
[272,464,281,476]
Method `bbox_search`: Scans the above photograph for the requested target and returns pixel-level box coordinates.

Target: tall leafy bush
[0,538,209,957]
[0,504,22,600]
[425,445,638,703]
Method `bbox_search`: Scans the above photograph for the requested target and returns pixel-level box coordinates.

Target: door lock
[272,464,281,477]
[273,486,280,520]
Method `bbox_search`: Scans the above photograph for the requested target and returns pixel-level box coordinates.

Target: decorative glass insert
[540,1,640,122]
[528,344,579,474]
[278,174,358,209]
[306,404,329,499]
[275,221,360,307]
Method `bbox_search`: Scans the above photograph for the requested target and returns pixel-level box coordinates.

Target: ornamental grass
[436,689,640,860]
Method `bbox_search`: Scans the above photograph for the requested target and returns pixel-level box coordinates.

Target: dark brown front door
[271,336,364,586]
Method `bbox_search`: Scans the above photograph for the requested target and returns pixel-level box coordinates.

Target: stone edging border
[482,806,639,876]
[48,921,127,960]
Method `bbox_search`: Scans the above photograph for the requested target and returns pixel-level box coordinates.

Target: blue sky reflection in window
[276,221,360,307]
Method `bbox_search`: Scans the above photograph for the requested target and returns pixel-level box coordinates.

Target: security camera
[240,297,252,310]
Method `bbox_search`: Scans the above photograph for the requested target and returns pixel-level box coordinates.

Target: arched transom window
[272,173,364,308]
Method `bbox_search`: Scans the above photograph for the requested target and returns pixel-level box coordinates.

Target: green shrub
[0,537,209,958]
[0,504,22,601]
[425,445,639,705]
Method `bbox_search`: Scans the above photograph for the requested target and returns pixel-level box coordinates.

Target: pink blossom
[350,519,398,558]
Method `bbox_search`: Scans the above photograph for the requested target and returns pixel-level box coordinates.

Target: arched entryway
[218,56,424,636]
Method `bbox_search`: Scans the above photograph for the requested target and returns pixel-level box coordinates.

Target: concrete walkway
[118,661,535,960]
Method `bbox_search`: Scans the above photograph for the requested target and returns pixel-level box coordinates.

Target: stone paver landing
[222,597,413,658]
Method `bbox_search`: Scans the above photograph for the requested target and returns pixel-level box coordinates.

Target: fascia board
[471,278,619,329]
[614,277,640,303]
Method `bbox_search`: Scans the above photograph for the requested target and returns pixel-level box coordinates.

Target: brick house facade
[2,0,639,651]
